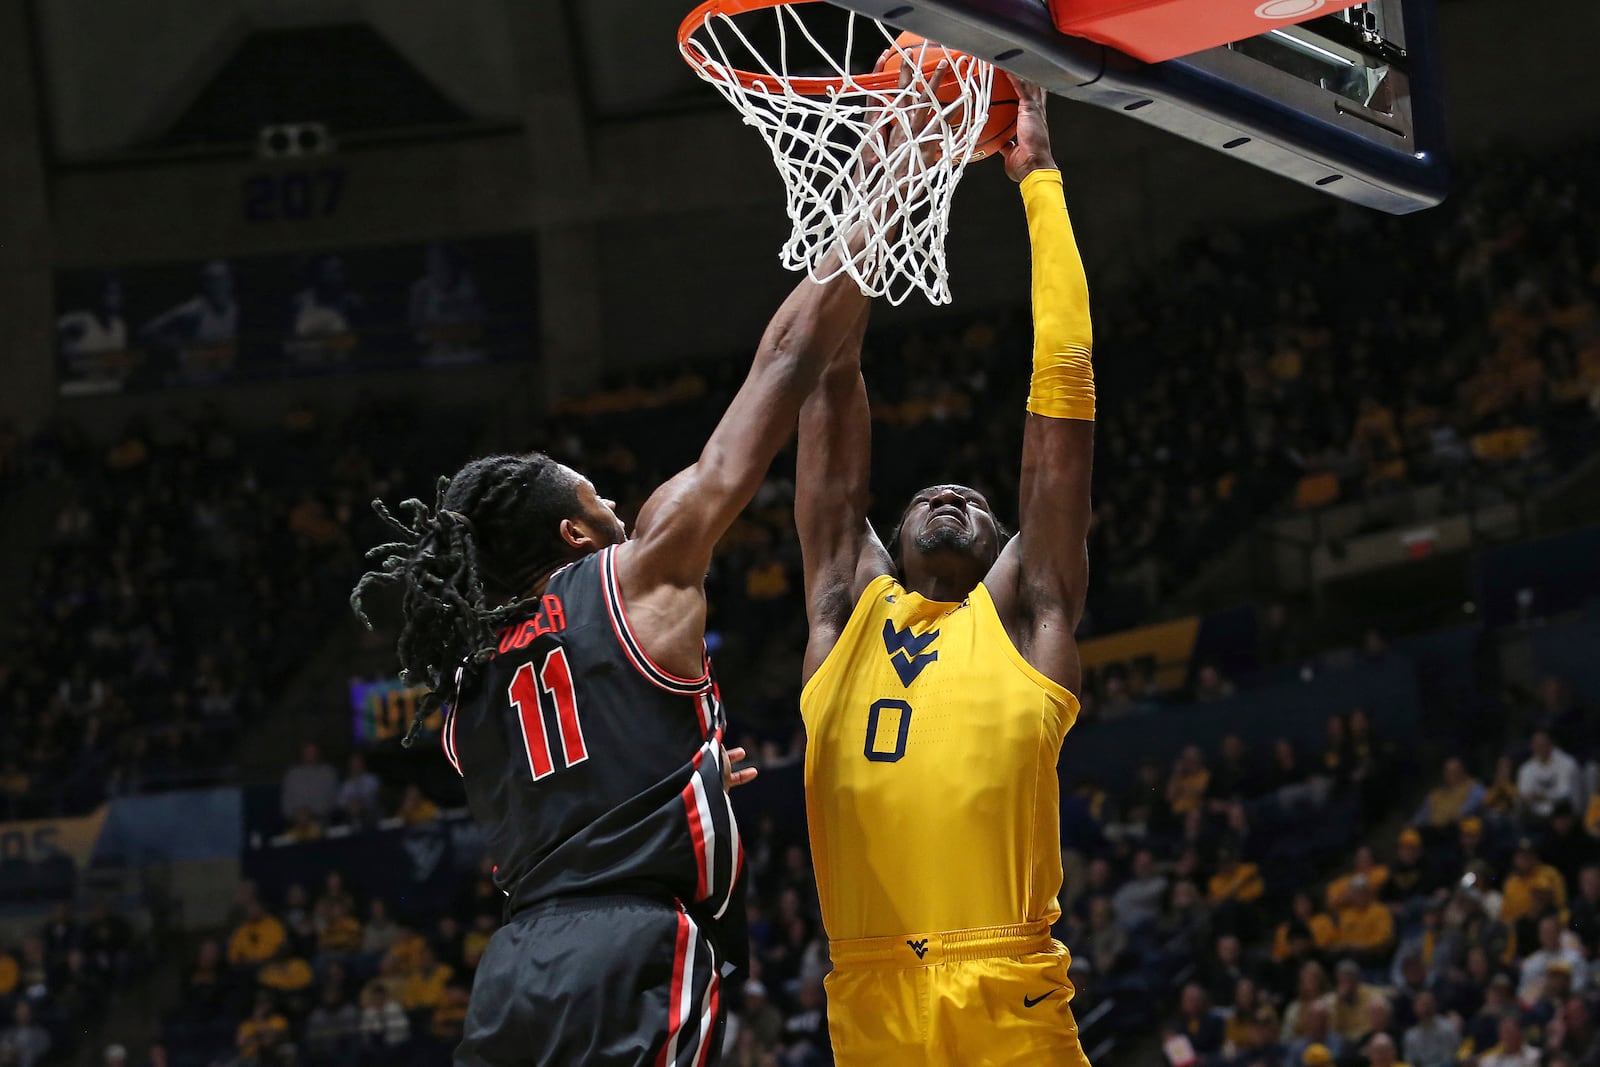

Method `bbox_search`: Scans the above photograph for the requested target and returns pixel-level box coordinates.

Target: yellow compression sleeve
[1020,168,1094,421]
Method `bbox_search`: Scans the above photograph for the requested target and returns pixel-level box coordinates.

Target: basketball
[881,31,1019,163]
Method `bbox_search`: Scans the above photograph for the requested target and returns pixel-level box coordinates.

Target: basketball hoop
[679,0,997,305]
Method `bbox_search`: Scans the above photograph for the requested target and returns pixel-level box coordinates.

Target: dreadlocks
[350,453,584,746]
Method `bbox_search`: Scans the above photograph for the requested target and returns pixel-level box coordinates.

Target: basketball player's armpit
[1020,169,1095,422]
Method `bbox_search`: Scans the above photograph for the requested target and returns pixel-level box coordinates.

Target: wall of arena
[1,0,1597,433]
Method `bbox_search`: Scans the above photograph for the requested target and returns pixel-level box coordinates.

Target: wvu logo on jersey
[882,620,939,687]
[906,938,930,959]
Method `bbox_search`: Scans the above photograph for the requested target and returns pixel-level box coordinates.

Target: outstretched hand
[856,47,953,186]
[997,73,1057,182]
[722,745,758,791]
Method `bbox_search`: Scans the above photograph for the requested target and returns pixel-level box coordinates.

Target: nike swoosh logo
[1023,988,1064,1008]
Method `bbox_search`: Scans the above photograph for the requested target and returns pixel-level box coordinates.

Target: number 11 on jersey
[509,648,589,781]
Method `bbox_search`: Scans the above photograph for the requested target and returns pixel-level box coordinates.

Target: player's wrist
[1016,163,1061,186]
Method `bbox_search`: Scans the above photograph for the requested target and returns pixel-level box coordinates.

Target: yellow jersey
[800,574,1080,940]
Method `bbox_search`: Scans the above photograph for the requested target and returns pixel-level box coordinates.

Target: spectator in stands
[1282,961,1332,1044]
[462,914,496,973]
[1208,735,1261,806]
[740,980,784,1050]
[1321,715,1352,786]
[178,938,233,1021]
[1570,866,1600,952]
[1401,990,1458,1067]
[0,946,16,1002]
[431,984,471,1044]
[236,991,289,1062]
[1412,756,1485,830]
[281,742,339,824]
[1362,1032,1401,1067]
[399,944,452,1012]
[1209,843,1265,909]
[1503,839,1569,925]
[1204,935,1253,1007]
[1220,977,1266,1057]
[1545,995,1600,1063]
[1238,1007,1285,1067]
[357,979,409,1051]
[1518,730,1583,820]
[1329,848,1390,910]
[0,1002,50,1067]
[1274,892,1336,986]
[781,977,829,1061]
[82,898,132,983]
[1326,959,1387,1043]
[1479,1015,1541,1067]
[1445,816,1495,881]
[228,897,286,969]
[1466,974,1520,1055]
[1535,676,1590,760]
[1334,880,1395,968]
[1289,1008,1344,1067]
[281,884,316,957]
[1111,849,1168,929]
[1122,761,1176,838]
[304,982,359,1065]
[318,899,363,960]
[337,751,382,827]
[1159,880,1212,957]
[1529,959,1577,1031]
[40,902,78,966]
[285,807,323,842]
[396,784,439,825]
[1348,998,1399,1064]
[1168,746,1212,817]
[1391,903,1446,990]
[1194,664,1235,703]
[1383,829,1436,912]
[1518,916,1587,1003]
[1083,896,1127,978]
[1345,708,1388,793]
[1484,757,1522,821]
[1173,982,1225,1058]
[56,947,108,1023]
[361,898,399,956]
[1543,801,1595,881]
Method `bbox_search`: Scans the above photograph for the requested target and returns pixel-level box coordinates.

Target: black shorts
[457,894,725,1067]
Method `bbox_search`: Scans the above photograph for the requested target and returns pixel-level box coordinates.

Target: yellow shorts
[823,922,1095,1067]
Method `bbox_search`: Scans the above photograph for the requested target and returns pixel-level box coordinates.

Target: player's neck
[900,564,979,605]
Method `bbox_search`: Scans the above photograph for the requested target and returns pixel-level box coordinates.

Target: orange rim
[678,0,976,96]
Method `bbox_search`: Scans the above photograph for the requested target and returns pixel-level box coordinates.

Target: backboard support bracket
[825,0,1448,213]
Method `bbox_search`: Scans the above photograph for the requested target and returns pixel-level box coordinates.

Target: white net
[681,2,994,305]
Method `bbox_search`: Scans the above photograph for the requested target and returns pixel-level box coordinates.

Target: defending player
[795,74,1096,1066]
[349,65,950,1067]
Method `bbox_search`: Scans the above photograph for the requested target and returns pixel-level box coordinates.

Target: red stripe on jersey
[693,971,721,1067]
[600,548,711,693]
[657,911,692,1067]
[682,779,711,902]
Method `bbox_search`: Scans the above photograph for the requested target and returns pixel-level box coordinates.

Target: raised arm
[796,305,893,685]
[985,76,1095,694]
[616,60,950,680]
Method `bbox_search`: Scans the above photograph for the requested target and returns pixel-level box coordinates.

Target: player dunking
[349,68,948,1067]
[796,75,1096,1066]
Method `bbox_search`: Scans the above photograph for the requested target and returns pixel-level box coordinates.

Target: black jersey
[443,546,745,961]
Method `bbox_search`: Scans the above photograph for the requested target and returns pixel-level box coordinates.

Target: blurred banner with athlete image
[55,235,537,396]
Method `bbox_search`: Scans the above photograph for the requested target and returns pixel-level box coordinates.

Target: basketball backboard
[821,0,1449,213]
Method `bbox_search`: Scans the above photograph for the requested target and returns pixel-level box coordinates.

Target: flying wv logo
[906,938,930,960]
[882,619,939,687]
